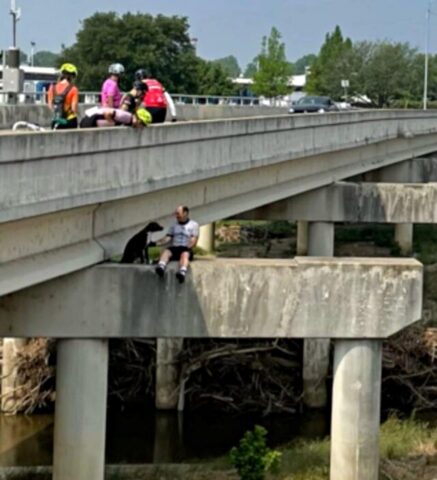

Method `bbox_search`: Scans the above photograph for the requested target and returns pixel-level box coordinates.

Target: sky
[0,0,435,69]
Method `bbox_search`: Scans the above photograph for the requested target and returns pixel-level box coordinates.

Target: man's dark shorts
[169,246,194,261]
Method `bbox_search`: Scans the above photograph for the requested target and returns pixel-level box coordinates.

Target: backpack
[52,83,73,125]
[144,79,167,108]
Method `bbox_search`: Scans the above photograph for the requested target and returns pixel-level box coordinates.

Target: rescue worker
[101,63,125,109]
[47,63,79,129]
[120,80,148,114]
[135,68,177,123]
[80,106,152,128]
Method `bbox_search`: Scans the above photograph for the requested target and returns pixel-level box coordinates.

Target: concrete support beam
[330,340,382,480]
[197,223,215,252]
[1,338,26,414]
[53,339,108,480]
[296,221,308,255]
[0,258,422,339]
[237,182,437,224]
[155,338,184,410]
[304,222,335,408]
[394,224,414,255]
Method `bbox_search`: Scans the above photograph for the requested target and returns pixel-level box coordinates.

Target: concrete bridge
[0,109,436,480]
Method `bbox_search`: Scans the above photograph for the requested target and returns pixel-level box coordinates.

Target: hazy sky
[0,0,434,69]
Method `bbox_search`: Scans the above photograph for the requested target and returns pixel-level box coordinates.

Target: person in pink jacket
[101,63,125,108]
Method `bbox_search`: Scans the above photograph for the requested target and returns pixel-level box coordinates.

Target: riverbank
[0,416,435,480]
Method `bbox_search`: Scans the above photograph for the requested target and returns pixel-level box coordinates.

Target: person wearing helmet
[101,63,125,109]
[80,106,151,128]
[47,63,79,129]
[120,80,148,114]
[135,68,177,123]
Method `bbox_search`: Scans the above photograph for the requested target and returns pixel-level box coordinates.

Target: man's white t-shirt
[168,220,199,247]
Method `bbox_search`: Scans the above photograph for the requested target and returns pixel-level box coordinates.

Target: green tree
[252,27,292,98]
[306,25,353,99]
[244,60,258,78]
[196,59,236,95]
[212,55,241,78]
[346,40,419,107]
[59,12,198,93]
[33,51,59,67]
[293,53,317,74]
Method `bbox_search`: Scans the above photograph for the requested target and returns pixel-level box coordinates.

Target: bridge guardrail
[0,91,264,107]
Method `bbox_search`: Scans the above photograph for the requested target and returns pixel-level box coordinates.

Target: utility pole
[30,41,36,66]
[10,0,21,48]
[424,0,432,110]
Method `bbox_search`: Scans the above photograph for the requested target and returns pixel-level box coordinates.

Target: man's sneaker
[155,265,165,278]
[176,270,186,284]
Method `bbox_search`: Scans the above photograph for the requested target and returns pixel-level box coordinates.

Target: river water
[0,409,328,466]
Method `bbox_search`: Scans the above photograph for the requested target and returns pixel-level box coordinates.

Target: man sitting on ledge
[155,206,199,283]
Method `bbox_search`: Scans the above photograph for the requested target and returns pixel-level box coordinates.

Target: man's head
[133,80,148,99]
[175,205,189,223]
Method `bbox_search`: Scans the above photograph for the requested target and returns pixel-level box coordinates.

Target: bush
[230,425,281,480]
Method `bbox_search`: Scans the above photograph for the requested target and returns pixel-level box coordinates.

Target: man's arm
[155,235,172,246]
[164,91,177,120]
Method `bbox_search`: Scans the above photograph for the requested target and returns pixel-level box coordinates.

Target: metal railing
[0,91,266,107]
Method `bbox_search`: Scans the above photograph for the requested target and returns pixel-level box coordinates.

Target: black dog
[120,221,164,264]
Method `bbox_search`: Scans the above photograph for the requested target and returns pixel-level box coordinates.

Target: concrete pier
[197,223,215,252]
[304,222,335,408]
[156,338,184,410]
[394,223,413,255]
[296,221,308,255]
[330,340,382,480]
[53,339,108,480]
[1,338,26,414]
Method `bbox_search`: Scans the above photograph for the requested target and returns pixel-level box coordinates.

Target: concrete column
[296,221,308,255]
[304,222,334,408]
[53,339,108,480]
[197,223,215,252]
[394,224,413,256]
[330,340,382,480]
[153,412,184,463]
[1,338,27,414]
[155,338,184,410]
[371,161,415,257]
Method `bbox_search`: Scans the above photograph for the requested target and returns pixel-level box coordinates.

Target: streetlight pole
[9,0,21,48]
[424,0,432,110]
[30,41,35,66]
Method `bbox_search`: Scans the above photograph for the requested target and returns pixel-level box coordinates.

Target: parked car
[288,96,338,114]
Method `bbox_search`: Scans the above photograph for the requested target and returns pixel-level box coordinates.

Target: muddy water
[0,410,328,466]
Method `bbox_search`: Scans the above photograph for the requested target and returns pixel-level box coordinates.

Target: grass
[258,416,437,480]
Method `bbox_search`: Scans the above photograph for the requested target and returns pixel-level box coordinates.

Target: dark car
[288,96,338,114]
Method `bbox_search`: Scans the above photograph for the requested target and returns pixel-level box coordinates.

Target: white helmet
[108,63,125,75]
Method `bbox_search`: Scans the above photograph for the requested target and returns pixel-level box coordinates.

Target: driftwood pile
[382,325,437,411]
[4,325,437,414]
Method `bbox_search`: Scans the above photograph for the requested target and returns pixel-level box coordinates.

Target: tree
[293,54,317,75]
[59,12,199,93]
[354,41,419,107]
[306,26,353,99]
[212,55,241,78]
[252,27,292,98]
[196,59,236,96]
[33,51,59,67]
[244,60,258,78]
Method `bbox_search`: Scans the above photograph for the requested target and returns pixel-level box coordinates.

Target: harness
[52,83,73,126]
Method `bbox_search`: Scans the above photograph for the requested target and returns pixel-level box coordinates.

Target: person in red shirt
[135,69,177,124]
[47,63,79,129]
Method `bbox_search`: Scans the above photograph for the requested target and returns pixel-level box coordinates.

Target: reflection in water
[0,410,329,466]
